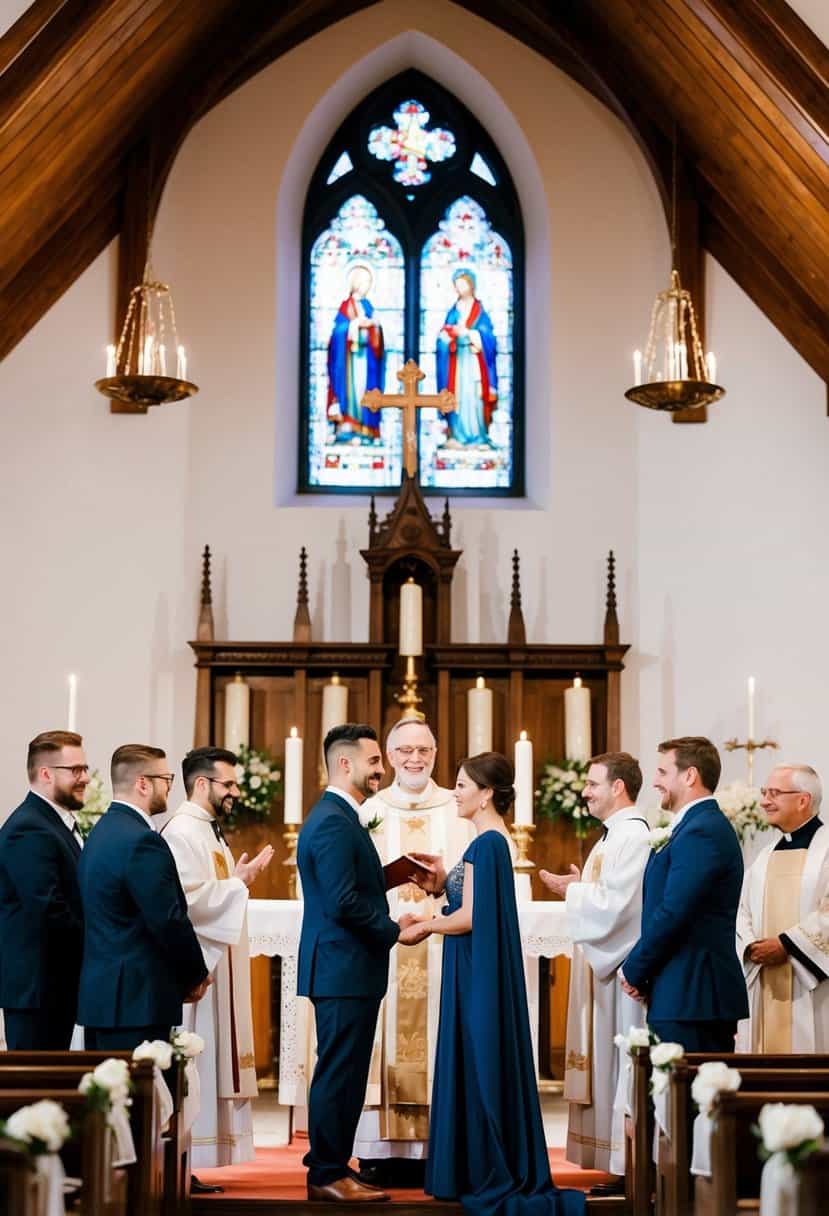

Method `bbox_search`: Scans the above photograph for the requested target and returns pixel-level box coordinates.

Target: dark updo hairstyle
[460,752,516,817]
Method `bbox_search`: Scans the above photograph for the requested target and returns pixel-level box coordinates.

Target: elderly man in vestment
[736,764,828,1052]
[540,752,651,1196]
[354,718,473,1187]
[163,747,274,1187]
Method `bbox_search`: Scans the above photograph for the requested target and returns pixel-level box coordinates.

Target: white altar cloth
[247,898,572,1106]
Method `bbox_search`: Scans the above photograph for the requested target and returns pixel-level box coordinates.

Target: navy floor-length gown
[426,830,585,1216]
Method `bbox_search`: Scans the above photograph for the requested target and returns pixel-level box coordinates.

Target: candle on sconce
[633,349,643,384]
[284,727,304,825]
[224,673,250,753]
[564,676,591,763]
[677,342,688,380]
[158,343,167,377]
[398,578,423,657]
[177,345,187,381]
[514,730,534,826]
[67,674,78,733]
[706,351,717,383]
[321,676,349,776]
[106,345,116,378]
[467,677,493,755]
[142,336,154,376]
[747,676,756,742]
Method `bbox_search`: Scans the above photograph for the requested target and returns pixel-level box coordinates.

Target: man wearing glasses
[163,747,274,1189]
[354,717,473,1188]
[78,744,210,1050]
[0,731,89,1048]
[737,765,828,1052]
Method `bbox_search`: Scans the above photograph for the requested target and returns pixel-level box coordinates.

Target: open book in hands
[383,854,434,891]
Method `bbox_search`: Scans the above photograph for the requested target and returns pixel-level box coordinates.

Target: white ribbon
[690,1111,712,1177]
[35,1152,67,1216]
[152,1068,174,1133]
[652,1087,669,1164]
[181,1059,201,1136]
[108,1103,136,1168]
[760,1152,800,1216]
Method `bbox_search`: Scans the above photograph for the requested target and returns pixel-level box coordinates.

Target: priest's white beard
[396,770,431,795]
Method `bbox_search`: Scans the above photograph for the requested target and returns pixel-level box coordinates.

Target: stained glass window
[300,70,524,495]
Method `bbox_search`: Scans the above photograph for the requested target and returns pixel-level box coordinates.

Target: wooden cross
[362,360,456,478]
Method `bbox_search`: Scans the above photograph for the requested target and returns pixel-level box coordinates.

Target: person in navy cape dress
[401,752,585,1216]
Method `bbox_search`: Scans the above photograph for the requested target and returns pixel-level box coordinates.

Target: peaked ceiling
[1,0,827,398]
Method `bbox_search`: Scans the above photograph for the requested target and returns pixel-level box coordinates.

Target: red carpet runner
[195,1139,613,1200]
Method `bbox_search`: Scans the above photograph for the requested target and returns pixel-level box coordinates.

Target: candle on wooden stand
[284,727,304,825]
[514,730,534,825]
[106,345,116,377]
[398,578,423,656]
[224,673,250,753]
[320,675,349,781]
[564,676,591,762]
[67,674,78,733]
[467,677,493,755]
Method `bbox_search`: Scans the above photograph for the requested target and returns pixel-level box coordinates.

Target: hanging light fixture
[95,261,198,410]
[625,131,724,413]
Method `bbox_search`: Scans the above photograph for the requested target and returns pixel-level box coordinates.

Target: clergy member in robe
[736,764,828,1052]
[354,718,473,1187]
[163,747,274,1186]
[436,267,498,447]
[327,262,385,442]
[540,752,651,1194]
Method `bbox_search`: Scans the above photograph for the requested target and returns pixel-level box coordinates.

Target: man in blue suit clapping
[621,737,749,1052]
[298,723,409,1203]
[78,744,210,1051]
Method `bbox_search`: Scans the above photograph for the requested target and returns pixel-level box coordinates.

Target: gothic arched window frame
[299,68,525,497]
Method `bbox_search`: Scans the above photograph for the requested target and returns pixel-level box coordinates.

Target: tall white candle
[706,351,717,383]
[177,345,187,380]
[142,336,154,376]
[467,677,493,755]
[224,673,250,753]
[747,676,756,742]
[633,349,643,384]
[321,676,349,751]
[106,344,116,377]
[399,579,423,657]
[67,674,78,733]
[158,343,167,377]
[284,727,304,825]
[564,677,592,763]
[677,342,688,379]
[514,730,534,825]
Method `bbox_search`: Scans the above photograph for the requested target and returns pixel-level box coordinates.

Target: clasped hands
[396,852,447,946]
[746,936,788,966]
[184,974,213,1004]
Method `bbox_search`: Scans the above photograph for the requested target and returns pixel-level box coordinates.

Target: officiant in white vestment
[540,752,651,1192]
[736,764,828,1053]
[163,747,274,1177]
[354,719,473,1186]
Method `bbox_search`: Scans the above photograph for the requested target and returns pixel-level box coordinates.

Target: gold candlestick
[509,822,536,870]
[282,826,299,900]
[396,655,425,721]
[723,737,779,788]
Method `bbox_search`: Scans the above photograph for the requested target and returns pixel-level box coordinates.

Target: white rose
[651,1041,685,1068]
[249,775,262,790]
[691,1062,741,1114]
[92,1058,130,1092]
[5,1100,70,1153]
[235,765,245,782]
[614,1032,629,1050]
[172,1030,205,1058]
[628,1026,652,1048]
[758,1103,825,1154]
[269,770,281,782]
[133,1039,173,1071]
[651,1068,670,1096]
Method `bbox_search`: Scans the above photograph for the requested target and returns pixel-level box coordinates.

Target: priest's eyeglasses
[394,746,435,757]
[49,764,90,778]
[760,787,801,799]
[142,773,175,788]
[207,777,240,793]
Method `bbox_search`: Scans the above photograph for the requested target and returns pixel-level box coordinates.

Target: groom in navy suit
[298,723,408,1203]
[622,737,749,1052]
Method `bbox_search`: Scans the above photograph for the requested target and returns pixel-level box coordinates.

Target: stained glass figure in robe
[327,263,385,442]
[436,268,498,446]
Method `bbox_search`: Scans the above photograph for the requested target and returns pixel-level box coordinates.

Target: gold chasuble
[760,850,807,1052]
[563,847,604,1106]
[354,779,473,1161]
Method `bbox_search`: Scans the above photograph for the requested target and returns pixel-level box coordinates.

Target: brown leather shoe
[308,1177,390,1202]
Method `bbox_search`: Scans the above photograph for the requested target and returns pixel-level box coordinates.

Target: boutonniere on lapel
[649,824,673,853]
[358,805,384,834]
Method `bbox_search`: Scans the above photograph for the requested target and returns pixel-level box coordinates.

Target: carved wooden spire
[197,544,214,641]
[293,546,312,643]
[441,498,452,545]
[368,495,378,545]
[507,548,527,645]
[603,549,619,645]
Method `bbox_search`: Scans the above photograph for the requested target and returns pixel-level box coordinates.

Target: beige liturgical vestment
[163,801,258,1167]
[563,808,651,1175]
[354,779,473,1161]
[736,821,829,1053]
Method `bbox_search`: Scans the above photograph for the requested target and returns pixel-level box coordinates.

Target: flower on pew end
[650,1041,685,1069]
[651,1069,670,1097]
[756,1103,825,1163]
[614,1026,655,1056]
[171,1030,205,1059]
[79,1057,132,1115]
[690,1061,742,1115]
[2,1099,71,1154]
[133,1039,174,1071]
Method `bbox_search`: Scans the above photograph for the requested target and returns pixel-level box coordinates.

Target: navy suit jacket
[77,802,207,1028]
[297,790,399,999]
[0,791,83,1018]
[623,797,749,1023]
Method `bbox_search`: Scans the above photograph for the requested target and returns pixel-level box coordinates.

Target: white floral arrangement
[691,1060,742,1116]
[755,1102,825,1166]
[535,759,597,840]
[614,1025,658,1056]
[229,743,282,830]
[78,1057,132,1122]
[133,1039,174,1071]
[0,1099,71,1155]
[650,1041,685,1096]
[171,1030,205,1060]
[715,781,769,844]
[76,769,110,838]
[358,803,383,834]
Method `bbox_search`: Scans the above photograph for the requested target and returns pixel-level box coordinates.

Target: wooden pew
[696,1090,829,1216]
[0,1050,167,1211]
[0,1089,125,1216]
[657,1063,829,1216]
[625,1045,653,1216]
[799,1147,829,1216]
[0,1135,40,1216]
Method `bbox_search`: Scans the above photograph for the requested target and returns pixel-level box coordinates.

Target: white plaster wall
[0,0,825,812]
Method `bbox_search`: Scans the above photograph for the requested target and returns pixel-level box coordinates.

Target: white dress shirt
[324,785,363,815]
